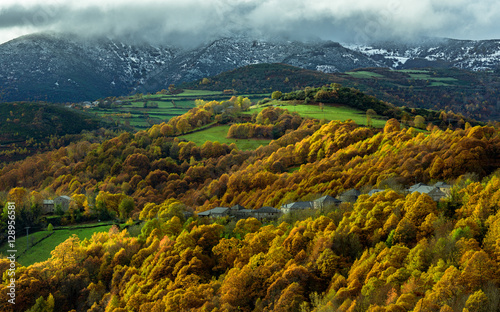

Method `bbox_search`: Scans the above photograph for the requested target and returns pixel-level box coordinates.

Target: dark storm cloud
[1,0,500,46]
[0,1,245,46]
[0,4,64,28]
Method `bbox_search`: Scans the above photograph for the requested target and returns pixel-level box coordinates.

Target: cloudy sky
[1,0,500,46]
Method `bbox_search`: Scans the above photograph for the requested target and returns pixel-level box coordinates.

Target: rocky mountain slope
[0,33,178,102]
[347,38,500,70]
[1,33,499,102]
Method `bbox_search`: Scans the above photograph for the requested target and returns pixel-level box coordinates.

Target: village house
[230,204,245,211]
[42,200,55,214]
[313,195,341,209]
[235,209,255,219]
[434,182,452,195]
[368,189,384,196]
[197,204,283,221]
[407,183,428,193]
[54,195,73,212]
[254,206,281,220]
[197,210,211,218]
[230,204,255,220]
[281,201,314,214]
[182,211,194,219]
[42,195,73,214]
[197,207,230,218]
[409,185,447,201]
[338,189,361,203]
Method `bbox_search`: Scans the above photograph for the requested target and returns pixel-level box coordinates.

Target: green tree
[54,204,64,216]
[314,89,331,102]
[384,118,401,133]
[429,156,445,179]
[366,109,376,127]
[464,289,489,312]
[176,118,191,134]
[271,91,282,100]
[8,187,27,208]
[27,293,54,312]
[414,115,425,129]
[119,197,135,220]
[234,218,262,237]
[241,97,252,111]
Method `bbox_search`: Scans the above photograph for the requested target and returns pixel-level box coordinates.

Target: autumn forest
[1,83,500,312]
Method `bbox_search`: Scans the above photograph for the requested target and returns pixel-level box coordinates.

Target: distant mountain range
[1,33,500,102]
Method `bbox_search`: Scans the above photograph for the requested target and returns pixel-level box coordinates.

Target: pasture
[91,90,267,129]
[1,223,115,266]
[248,102,387,128]
[179,125,272,150]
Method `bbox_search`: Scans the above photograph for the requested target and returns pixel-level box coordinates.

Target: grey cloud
[0,4,67,28]
[0,1,499,47]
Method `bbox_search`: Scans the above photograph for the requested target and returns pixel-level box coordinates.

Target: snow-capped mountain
[152,37,378,91]
[346,38,500,71]
[0,33,179,102]
[1,33,500,102]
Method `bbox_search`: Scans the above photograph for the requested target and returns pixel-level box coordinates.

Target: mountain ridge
[1,33,500,102]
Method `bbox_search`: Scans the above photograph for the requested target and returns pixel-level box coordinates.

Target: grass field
[248,102,387,128]
[346,69,460,88]
[91,90,266,130]
[1,223,115,266]
[345,71,385,79]
[429,81,453,87]
[179,125,272,150]
[178,101,387,150]
[394,70,459,87]
[173,89,224,96]
[398,69,430,74]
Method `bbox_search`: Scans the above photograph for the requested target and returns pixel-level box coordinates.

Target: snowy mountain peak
[345,38,500,71]
[1,33,500,102]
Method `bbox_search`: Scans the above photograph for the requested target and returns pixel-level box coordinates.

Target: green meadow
[179,125,272,150]
[345,71,385,79]
[91,89,266,129]
[1,223,115,266]
[248,102,387,128]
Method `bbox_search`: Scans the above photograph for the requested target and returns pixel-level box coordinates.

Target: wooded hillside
[0,85,499,311]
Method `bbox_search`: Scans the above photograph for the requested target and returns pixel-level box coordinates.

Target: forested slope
[0,86,500,311]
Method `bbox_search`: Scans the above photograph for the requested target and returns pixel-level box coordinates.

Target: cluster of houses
[281,195,342,214]
[197,204,282,221]
[44,182,451,221]
[279,182,452,214]
[406,182,451,201]
[197,181,453,221]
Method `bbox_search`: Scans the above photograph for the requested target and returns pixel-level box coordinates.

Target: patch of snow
[387,56,410,66]
[316,65,338,73]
